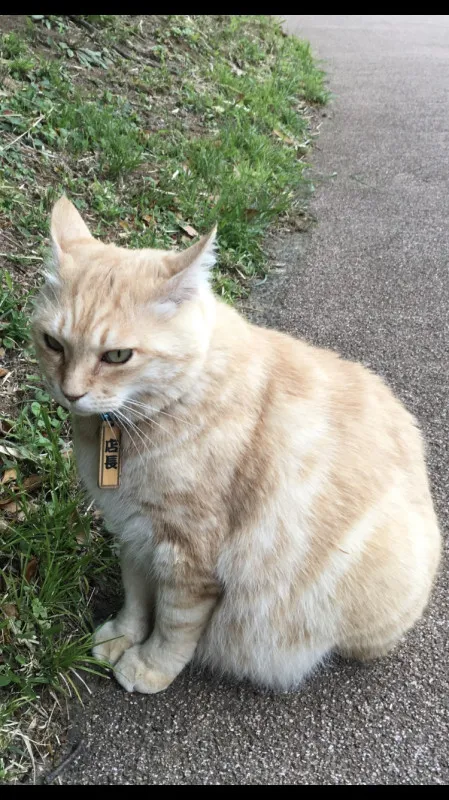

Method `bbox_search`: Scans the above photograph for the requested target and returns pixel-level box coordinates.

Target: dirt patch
[0,15,28,35]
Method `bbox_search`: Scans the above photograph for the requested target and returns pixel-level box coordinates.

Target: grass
[0,392,114,782]
[0,14,327,782]
[0,271,30,350]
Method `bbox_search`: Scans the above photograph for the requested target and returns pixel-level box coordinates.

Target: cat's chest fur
[73,416,179,547]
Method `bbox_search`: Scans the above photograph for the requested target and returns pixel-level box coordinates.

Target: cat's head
[32,196,217,417]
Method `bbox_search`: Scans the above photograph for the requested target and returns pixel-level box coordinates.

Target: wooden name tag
[98,419,121,489]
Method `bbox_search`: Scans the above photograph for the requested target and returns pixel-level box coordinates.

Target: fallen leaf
[1,468,17,484]
[0,419,12,437]
[2,501,18,513]
[292,215,313,232]
[273,128,295,145]
[244,208,258,221]
[76,530,89,545]
[23,474,42,492]
[2,603,19,619]
[0,368,9,378]
[25,557,38,582]
[231,63,244,77]
[178,222,198,239]
[141,214,153,226]
[0,442,33,460]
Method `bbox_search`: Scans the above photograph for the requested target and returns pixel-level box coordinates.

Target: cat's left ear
[50,195,94,259]
[158,226,217,311]
[43,196,95,288]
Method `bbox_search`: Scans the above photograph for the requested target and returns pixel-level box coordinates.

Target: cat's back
[242,319,435,520]
[256,322,422,452]
[203,315,440,685]
[242,316,441,575]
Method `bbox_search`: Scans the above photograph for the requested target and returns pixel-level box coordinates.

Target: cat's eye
[44,334,64,353]
[101,349,133,365]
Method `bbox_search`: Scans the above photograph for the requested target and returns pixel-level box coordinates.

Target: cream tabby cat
[32,196,441,693]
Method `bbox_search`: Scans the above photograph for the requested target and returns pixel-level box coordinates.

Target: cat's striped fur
[31,196,441,693]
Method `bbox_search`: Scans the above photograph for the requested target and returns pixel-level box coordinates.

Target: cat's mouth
[52,384,108,417]
[60,397,95,416]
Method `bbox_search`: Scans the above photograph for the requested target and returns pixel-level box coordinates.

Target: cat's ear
[50,195,93,259]
[156,226,217,313]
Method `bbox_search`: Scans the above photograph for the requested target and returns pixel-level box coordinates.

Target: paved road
[61,17,449,784]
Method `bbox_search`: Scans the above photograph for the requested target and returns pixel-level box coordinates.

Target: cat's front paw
[113,645,173,694]
[92,618,141,666]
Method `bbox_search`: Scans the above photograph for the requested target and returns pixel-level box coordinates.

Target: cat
[31,196,441,693]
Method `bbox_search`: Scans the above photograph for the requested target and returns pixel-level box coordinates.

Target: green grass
[0,410,110,700]
[0,271,31,350]
[0,14,327,781]
[0,379,114,782]
[0,14,327,298]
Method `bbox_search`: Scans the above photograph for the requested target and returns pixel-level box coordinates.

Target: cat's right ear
[50,195,93,260]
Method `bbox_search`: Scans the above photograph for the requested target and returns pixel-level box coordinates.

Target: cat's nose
[63,391,86,403]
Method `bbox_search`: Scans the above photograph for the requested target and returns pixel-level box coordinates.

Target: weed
[0,32,27,60]
[0,271,30,349]
[0,398,113,781]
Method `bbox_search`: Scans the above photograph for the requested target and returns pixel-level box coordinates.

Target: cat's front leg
[93,544,154,666]
[113,546,219,693]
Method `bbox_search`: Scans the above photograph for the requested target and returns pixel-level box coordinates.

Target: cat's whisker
[115,408,145,443]
[113,410,148,467]
[115,409,156,457]
[40,296,60,319]
[41,279,61,305]
[121,402,177,440]
[121,401,185,442]
[103,415,115,438]
[124,398,195,428]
